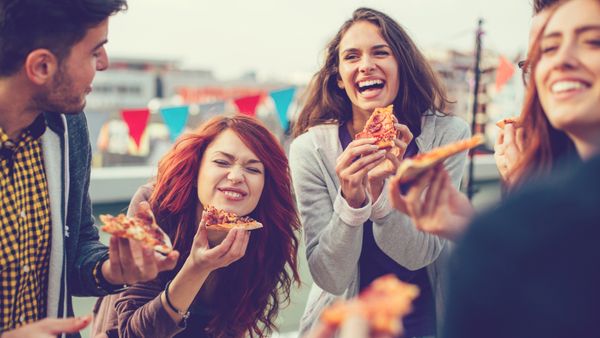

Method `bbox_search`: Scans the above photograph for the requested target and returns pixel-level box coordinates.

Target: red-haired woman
[94,115,300,338]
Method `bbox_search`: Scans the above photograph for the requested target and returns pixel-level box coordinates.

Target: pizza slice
[355,105,397,149]
[496,116,521,128]
[321,274,420,336]
[392,134,484,184]
[100,206,173,254]
[203,205,263,231]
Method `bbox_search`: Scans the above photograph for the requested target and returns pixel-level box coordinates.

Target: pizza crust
[203,205,263,232]
[392,134,484,184]
[205,221,263,231]
[496,116,521,128]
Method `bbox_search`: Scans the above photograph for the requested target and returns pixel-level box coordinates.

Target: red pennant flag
[233,94,262,117]
[121,108,150,148]
[495,56,516,91]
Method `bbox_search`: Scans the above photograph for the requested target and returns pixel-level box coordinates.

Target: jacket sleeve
[289,136,370,295]
[67,113,110,297]
[369,116,471,270]
[115,278,185,338]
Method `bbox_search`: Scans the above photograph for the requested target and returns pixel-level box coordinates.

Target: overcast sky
[106,0,534,81]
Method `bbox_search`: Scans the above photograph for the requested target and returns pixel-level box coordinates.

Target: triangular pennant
[85,111,110,154]
[270,87,296,130]
[495,56,516,92]
[121,108,150,148]
[160,105,189,141]
[233,94,262,117]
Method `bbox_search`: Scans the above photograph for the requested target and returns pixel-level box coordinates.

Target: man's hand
[101,236,179,285]
[101,201,179,285]
[2,315,91,338]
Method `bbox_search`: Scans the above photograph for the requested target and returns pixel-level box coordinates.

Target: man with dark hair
[0,1,178,337]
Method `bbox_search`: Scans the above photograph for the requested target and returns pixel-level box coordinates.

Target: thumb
[193,214,209,248]
[389,178,408,213]
[47,315,92,334]
[157,250,180,271]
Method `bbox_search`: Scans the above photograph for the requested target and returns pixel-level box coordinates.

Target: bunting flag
[233,94,262,117]
[495,56,516,91]
[270,87,296,130]
[160,105,189,141]
[121,108,150,148]
[85,111,110,154]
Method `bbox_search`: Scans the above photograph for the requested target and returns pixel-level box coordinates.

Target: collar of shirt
[0,115,46,159]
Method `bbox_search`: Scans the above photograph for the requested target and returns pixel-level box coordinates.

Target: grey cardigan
[288,113,470,334]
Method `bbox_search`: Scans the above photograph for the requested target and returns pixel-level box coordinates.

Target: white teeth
[223,191,243,198]
[358,79,384,88]
[551,81,588,93]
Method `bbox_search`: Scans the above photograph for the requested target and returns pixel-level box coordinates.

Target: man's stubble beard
[32,64,86,114]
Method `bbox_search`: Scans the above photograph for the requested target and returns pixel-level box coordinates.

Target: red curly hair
[149,115,301,337]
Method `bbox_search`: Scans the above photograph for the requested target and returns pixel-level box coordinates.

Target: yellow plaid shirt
[0,116,51,331]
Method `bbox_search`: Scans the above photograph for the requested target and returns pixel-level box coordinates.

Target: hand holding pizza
[390,165,474,240]
[367,121,413,200]
[101,201,179,286]
[494,123,524,187]
[188,212,250,272]
[102,237,179,285]
[336,137,387,209]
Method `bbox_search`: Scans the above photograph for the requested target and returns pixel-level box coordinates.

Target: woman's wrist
[342,185,371,209]
[183,256,213,279]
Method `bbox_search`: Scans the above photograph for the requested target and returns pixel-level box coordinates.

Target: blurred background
[77,1,535,336]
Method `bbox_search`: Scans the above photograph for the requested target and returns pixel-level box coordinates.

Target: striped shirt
[0,116,51,331]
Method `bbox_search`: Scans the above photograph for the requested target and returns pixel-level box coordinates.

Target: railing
[90,154,500,204]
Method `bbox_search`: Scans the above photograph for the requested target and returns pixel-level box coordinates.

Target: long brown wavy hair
[293,7,450,138]
[149,115,301,337]
[510,0,579,189]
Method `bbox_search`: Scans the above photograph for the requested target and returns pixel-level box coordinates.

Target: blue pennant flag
[270,87,296,130]
[160,106,189,141]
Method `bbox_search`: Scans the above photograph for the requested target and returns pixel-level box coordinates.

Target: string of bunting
[109,86,297,150]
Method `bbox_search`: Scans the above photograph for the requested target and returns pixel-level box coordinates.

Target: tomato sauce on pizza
[100,213,173,254]
[203,205,263,231]
[355,105,397,149]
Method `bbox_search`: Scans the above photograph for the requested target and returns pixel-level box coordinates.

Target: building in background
[89,52,520,167]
